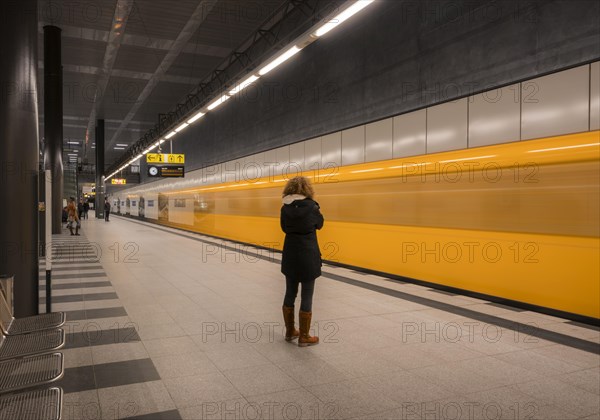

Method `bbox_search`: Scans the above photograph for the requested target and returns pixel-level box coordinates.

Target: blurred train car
[115,131,599,321]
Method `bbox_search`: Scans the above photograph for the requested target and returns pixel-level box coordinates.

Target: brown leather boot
[298,310,319,347]
[282,306,299,342]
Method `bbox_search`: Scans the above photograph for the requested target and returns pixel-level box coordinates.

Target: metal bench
[0,353,64,394]
[0,329,65,361]
[0,387,62,420]
[0,290,65,336]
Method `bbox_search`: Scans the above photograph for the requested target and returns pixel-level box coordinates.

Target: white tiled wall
[591,62,600,131]
[469,84,521,147]
[393,109,426,158]
[341,126,365,165]
[321,132,342,168]
[521,65,590,140]
[427,98,468,153]
[120,62,599,198]
[366,118,393,162]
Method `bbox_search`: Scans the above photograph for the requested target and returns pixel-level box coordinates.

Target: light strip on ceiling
[229,75,259,96]
[313,0,375,37]
[207,94,231,111]
[258,46,301,76]
[174,122,189,132]
[164,131,177,139]
[187,111,205,124]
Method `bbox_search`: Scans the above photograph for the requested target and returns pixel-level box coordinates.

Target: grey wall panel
[427,99,468,153]
[342,126,365,166]
[366,118,393,162]
[393,109,427,158]
[469,84,521,147]
[321,132,341,168]
[263,149,278,179]
[591,62,600,131]
[140,0,599,183]
[522,65,590,140]
[304,137,321,172]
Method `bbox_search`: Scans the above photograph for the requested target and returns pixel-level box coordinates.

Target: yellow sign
[146,153,185,164]
[111,178,127,185]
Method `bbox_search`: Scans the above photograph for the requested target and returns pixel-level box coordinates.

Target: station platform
[39,214,599,420]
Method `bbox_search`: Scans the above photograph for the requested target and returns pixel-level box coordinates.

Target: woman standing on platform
[280,176,324,347]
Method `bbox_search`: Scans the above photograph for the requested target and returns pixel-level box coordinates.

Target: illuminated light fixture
[67,141,79,145]
[114,147,125,150]
[143,143,159,154]
[175,122,189,132]
[165,131,176,139]
[187,111,205,124]
[259,46,301,76]
[229,75,259,95]
[313,0,375,37]
[439,155,497,163]
[527,143,599,153]
[116,143,128,147]
[67,153,77,156]
[207,94,231,111]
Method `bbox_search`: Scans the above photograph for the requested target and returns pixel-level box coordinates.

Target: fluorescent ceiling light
[175,122,189,132]
[114,147,125,150]
[67,141,79,145]
[229,75,259,95]
[67,153,77,156]
[314,0,375,37]
[187,111,205,124]
[259,46,301,76]
[116,143,128,147]
[207,94,231,111]
[165,131,176,139]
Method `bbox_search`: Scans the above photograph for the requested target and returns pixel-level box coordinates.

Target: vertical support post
[0,0,40,317]
[95,119,105,218]
[45,170,52,313]
[43,25,64,235]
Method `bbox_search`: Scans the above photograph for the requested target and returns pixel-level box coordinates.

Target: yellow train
[118,131,600,321]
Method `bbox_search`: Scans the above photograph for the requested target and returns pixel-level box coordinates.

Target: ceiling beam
[105,0,219,150]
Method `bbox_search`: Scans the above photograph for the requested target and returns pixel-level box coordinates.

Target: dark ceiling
[37,0,286,170]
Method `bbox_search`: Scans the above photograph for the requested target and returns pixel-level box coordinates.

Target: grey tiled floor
[38,215,599,419]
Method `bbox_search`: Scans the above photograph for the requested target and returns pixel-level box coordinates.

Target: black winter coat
[280,197,324,281]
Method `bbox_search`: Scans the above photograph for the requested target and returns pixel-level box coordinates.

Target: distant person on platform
[104,198,111,222]
[77,199,84,220]
[66,197,80,236]
[83,200,90,219]
[280,176,324,347]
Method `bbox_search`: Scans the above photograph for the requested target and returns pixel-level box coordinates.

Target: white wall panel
[129,196,139,217]
[321,132,341,168]
[591,62,600,131]
[393,109,426,157]
[275,146,290,176]
[469,84,521,147]
[288,142,304,178]
[243,153,263,182]
[223,159,241,182]
[522,65,590,140]
[427,98,468,153]
[366,118,393,162]
[263,149,278,179]
[304,137,321,172]
[342,125,365,165]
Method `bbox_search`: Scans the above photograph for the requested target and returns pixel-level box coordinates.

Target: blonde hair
[282,176,314,199]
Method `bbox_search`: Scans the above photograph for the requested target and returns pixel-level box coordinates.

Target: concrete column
[43,25,63,235]
[0,0,40,316]
[95,120,105,218]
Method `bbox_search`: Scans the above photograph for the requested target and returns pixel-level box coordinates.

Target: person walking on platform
[83,200,90,219]
[104,198,111,222]
[77,199,84,220]
[66,197,80,236]
[280,176,324,347]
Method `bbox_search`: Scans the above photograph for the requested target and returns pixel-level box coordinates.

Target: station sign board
[146,153,185,164]
[111,178,127,185]
[148,165,185,178]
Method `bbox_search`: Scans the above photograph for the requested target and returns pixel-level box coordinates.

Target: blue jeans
[284,276,315,312]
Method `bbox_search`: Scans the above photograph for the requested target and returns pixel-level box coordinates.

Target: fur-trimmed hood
[282,194,306,205]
